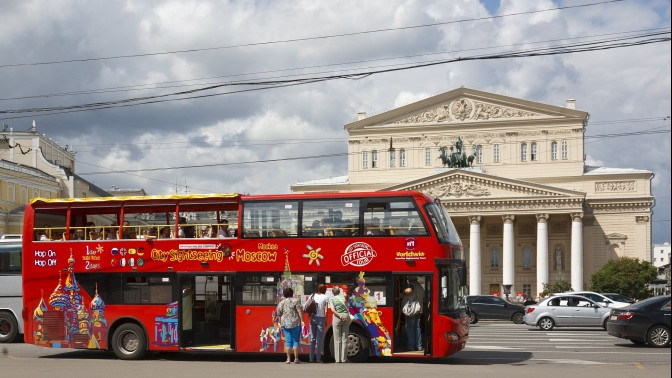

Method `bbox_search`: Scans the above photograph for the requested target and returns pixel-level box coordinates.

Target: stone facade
[292,88,654,299]
[0,122,109,235]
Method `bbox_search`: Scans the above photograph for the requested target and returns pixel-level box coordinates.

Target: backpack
[402,295,421,316]
[303,294,316,315]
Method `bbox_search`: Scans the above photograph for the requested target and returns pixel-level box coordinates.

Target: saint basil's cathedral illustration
[32,252,109,349]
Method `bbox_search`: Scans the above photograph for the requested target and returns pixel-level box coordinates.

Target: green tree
[589,257,657,300]
[541,279,573,297]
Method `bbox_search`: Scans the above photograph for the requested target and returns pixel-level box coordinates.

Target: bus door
[179,274,234,349]
[393,274,431,355]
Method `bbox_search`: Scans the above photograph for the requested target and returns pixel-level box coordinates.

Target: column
[570,212,584,290]
[502,214,515,295]
[536,214,549,299]
[468,216,482,295]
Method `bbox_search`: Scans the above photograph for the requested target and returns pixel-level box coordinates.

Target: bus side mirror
[458,260,467,287]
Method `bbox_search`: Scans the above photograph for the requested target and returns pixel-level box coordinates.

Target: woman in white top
[308,284,329,362]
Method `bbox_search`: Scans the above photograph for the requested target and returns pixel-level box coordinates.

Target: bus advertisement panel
[21,191,468,361]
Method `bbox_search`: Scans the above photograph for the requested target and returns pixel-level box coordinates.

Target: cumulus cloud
[1,0,669,241]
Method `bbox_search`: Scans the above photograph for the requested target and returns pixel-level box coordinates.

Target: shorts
[282,325,301,348]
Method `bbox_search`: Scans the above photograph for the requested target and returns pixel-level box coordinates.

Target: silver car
[523,294,612,330]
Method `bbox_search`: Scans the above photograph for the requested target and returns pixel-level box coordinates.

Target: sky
[0,0,670,243]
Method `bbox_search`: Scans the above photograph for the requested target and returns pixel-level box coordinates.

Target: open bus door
[393,273,431,355]
[179,274,234,350]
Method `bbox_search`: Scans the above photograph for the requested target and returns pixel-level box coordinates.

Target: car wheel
[0,312,19,343]
[469,312,478,324]
[512,312,524,324]
[646,325,670,348]
[538,317,554,331]
[111,323,147,360]
[602,318,608,330]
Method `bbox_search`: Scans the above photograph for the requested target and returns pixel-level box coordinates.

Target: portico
[291,88,654,300]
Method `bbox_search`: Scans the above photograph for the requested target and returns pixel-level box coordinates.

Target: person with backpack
[304,283,329,362]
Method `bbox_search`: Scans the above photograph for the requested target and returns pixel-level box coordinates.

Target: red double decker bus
[22,191,468,361]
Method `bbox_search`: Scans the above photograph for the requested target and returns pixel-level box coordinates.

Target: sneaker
[294,360,301,364]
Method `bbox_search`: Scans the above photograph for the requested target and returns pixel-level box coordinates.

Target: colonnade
[468,212,584,298]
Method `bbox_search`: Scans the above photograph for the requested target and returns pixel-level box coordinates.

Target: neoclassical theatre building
[291,88,654,300]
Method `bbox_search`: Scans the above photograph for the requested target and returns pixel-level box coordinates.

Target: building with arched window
[292,88,654,300]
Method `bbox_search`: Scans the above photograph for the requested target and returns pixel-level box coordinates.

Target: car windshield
[605,294,634,303]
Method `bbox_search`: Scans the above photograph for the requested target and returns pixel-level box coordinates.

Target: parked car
[606,295,671,347]
[523,294,612,330]
[602,293,636,304]
[466,295,526,324]
[559,291,630,308]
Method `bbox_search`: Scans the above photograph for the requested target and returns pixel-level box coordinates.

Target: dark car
[606,295,671,347]
[466,295,525,324]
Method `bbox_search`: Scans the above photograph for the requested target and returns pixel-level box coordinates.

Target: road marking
[467,346,522,350]
[532,358,607,365]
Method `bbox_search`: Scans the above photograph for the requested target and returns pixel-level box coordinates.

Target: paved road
[2,322,669,377]
[458,321,670,370]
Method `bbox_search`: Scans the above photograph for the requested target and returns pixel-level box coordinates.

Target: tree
[589,257,657,300]
[541,279,573,297]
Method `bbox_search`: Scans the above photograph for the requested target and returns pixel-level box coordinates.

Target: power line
[4,26,665,102]
[0,0,624,69]
[2,30,669,119]
[75,128,670,176]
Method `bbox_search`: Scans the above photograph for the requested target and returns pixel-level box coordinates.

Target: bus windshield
[425,201,461,245]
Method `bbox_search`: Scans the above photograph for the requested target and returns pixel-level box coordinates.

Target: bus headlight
[444,332,459,342]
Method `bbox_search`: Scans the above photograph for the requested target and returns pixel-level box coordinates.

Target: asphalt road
[2,322,669,378]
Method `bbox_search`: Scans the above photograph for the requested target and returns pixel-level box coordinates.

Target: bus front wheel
[0,312,19,343]
[111,323,147,360]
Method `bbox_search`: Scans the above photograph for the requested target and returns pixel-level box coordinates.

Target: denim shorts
[282,325,301,348]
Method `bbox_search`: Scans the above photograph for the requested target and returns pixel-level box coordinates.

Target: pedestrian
[328,286,351,363]
[276,287,304,364]
[306,284,329,362]
[401,276,424,351]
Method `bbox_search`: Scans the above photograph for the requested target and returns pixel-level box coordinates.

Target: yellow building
[292,88,654,299]
[0,121,109,236]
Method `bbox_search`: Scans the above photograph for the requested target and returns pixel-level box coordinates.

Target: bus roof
[29,193,240,206]
[30,190,431,206]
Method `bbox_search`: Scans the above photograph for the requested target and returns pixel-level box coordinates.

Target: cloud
[1,0,669,242]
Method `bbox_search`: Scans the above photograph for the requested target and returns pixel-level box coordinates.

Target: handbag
[402,296,421,316]
[303,294,316,315]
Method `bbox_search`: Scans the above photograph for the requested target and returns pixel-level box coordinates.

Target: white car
[560,291,630,308]
[524,294,612,330]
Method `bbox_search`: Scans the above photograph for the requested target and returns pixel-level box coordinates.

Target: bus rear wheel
[111,323,147,360]
[328,326,371,363]
[0,312,19,343]
[346,327,370,363]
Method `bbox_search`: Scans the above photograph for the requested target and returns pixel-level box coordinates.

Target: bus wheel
[0,312,19,343]
[346,327,370,363]
[111,323,147,360]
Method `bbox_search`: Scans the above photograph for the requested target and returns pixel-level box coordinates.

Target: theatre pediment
[384,169,584,200]
[345,87,587,131]
[391,97,547,125]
